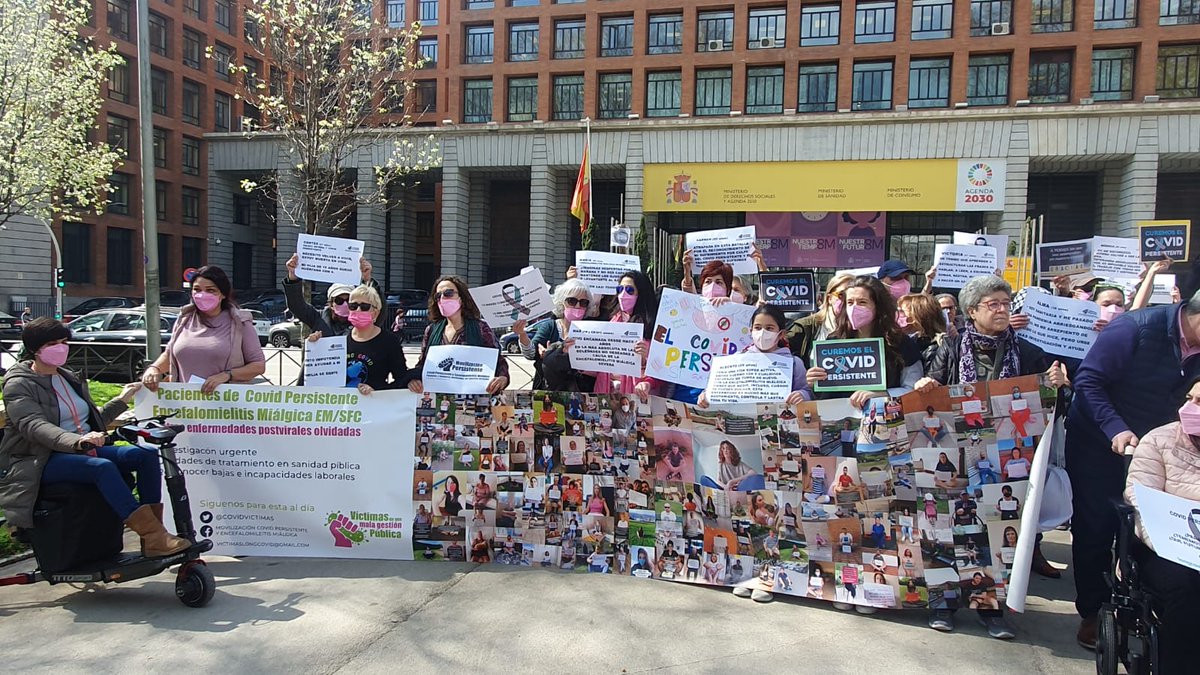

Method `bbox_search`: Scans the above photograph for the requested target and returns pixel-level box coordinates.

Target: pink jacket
[1124,421,1200,550]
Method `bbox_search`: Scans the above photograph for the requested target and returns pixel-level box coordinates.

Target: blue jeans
[977,469,999,484]
[41,445,162,520]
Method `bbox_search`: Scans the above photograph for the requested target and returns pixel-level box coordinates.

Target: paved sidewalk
[0,531,1093,674]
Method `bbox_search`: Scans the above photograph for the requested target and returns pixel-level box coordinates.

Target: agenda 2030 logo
[966,163,994,187]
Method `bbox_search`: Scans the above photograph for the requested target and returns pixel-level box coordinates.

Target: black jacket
[281,276,385,336]
[926,332,1050,386]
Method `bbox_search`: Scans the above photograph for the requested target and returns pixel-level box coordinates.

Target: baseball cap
[876,260,914,280]
[327,283,355,300]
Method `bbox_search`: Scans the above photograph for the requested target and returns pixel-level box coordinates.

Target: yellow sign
[644,159,1008,213]
[1003,257,1033,289]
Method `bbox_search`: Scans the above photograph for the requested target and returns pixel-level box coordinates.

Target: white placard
[704,351,794,404]
[574,250,642,295]
[295,233,365,286]
[420,344,499,394]
[1132,484,1200,574]
[1110,273,1178,306]
[1091,236,1143,279]
[566,320,645,378]
[1016,293,1099,360]
[186,375,206,385]
[933,243,999,289]
[646,288,757,389]
[953,231,1009,257]
[840,266,880,277]
[685,226,758,275]
[304,335,347,388]
[469,268,555,329]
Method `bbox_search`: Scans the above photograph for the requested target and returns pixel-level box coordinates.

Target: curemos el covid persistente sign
[760,272,817,312]
[811,338,887,392]
[1139,220,1191,262]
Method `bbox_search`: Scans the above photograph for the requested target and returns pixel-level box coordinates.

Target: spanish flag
[570,141,591,233]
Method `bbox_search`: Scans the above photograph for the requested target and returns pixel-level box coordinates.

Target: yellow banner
[645,159,1007,212]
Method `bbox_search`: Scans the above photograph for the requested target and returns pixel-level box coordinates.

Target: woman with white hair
[307,285,409,394]
[512,278,597,390]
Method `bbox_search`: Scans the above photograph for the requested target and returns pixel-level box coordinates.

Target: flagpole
[584,116,592,231]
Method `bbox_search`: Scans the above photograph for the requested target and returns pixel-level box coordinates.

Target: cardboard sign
[646,288,756,389]
[295,233,364,286]
[1139,220,1191,262]
[933,244,999,289]
[304,335,347,388]
[566,320,645,378]
[811,338,887,392]
[469,268,555,330]
[685,226,757,275]
[574,250,642,296]
[704,351,794,404]
[759,272,817,312]
[1016,293,1099,360]
[420,345,499,394]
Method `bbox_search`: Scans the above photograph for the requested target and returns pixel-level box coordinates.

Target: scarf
[959,324,1020,383]
[428,318,483,348]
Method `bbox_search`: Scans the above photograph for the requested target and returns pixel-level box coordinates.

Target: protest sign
[1091,236,1142,279]
[574,250,642,295]
[135,384,415,560]
[1139,220,1190,262]
[704,351,794,404]
[646,288,756,389]
[1036,239,1092,279]
[469,268,555,329]
[685,225,758,275]
[760,272,816,312]
[811,338,887,392]
[933,244,999,289]
[953,231,1010,257]
[1110,274,1177,306]
[566,320,645,378]
[1016,293,1098,360]
[295,233,364,285]
[1132,485,1200,574]
[421,345,499,394]
[304,335,347,388]
[750,212,886,269]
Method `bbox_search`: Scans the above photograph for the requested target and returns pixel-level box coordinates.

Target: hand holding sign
[685,226,758,275]
[295,233,365,286]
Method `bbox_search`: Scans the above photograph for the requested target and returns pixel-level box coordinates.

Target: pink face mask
[830,297,844,316]
[331,299,350,318]
[848,304,875,330]
[192,291,221,312]
[618,293,637,313]
[438,298,461,318]
[1180,401,1200,436]
[564,307,586,322]
[701,282,726,299]
[348,310,374,328]
[896,312,909,329]
[730,290,746,304]
[39,343,69,367]
[1099,304,1125,322]
[887,278,912,300]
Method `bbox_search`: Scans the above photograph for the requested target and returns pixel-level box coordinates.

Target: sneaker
[855,606,878,615]
[979,614,1015,640]
[928,609,955,632]
[751,589,774,603]
[1077,616,1097,650]
[832,602,853,611]
[732,586,753,598]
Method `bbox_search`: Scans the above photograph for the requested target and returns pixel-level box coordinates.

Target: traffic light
[55,267,65,288]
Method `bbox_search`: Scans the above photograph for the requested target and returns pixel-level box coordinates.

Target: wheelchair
[1095,503,1159,675]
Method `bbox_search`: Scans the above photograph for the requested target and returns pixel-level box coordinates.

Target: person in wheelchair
[1123,375,1200,674]
[0,318,189,557]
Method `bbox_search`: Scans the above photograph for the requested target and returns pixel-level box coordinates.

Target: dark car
[66,308,179,380]
[0,311,20,338]
[241,289,289,317]
[159,290,191,309]
[498,317,551,354]
[268,312,303,348]
[387,289,429,309]
[401,307,430,344]
[62,296,142,323]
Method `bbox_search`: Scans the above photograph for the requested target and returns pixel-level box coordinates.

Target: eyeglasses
[615,285,637,296]
[435,289,458,299]
[332,296,350,305]
[564,296,591,308]
[979,300,1012,312]
[347,302,375,311]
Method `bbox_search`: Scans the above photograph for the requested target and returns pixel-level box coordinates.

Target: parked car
[0,311,19,338]
[66,308,179,381]
[387,289,429,310]
[247,309,271,346]
[401,307,429,344]
[159,290,191,309]
[498,317,551,354]
[241,289,289,317]
[268,313,303,348]
[62,297,142,323]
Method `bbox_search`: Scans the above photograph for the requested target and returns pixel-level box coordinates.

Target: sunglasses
[435,289,458,299]
[332,296,350,305]
[615,285,637,296]
[565,297,591,308]
[347,302,375,311]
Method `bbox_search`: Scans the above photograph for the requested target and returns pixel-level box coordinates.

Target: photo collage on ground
[409,378,1051,610]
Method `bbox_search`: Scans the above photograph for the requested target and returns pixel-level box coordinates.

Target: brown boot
[125,504,190,557]
[1032,545,1062,579]
[140,503,175,555]
[1077,616,1097,650]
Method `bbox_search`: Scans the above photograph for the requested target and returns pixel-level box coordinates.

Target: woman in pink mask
[142,265,265,394]
[596,270,657,399]
[511,278,596,390]
[698,304,812,408]
[308,286,409,394]
[786,272,855,365]
[408,275,509,395]
[877,259,915,301]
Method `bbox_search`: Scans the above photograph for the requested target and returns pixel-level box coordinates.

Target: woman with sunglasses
[283,252,385,335]
[408,276,509,395]
[307,286,409,394]
[596,271,657,399]
[511,278,596,390]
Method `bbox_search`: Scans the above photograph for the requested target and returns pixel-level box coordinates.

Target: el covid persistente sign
[760,272,816,312]
[811,338,887,392]
[1139,220,1191,262]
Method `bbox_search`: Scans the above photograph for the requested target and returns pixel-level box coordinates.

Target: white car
[247,309,271,346]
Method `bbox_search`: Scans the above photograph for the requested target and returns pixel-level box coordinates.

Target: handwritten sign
[303,335,347,388]
[953,231,1009,257]
[567,320,645,378]
[1091,236,1142,279]
[295,233,364,285]
[1139,220,1190,262]
[705,351,794,404]
[685,226,757,275]
[760,272,816,312]
[1132,484,1200,574]
[421,345,498,395]
[933,244,999,289]
[574,250,642,296]
[647,288,756,389]
[811,338,887,393]
[1016,293,1098,360]
[469,268,555,330]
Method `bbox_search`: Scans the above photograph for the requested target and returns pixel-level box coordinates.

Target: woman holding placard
[408,276,509,395]
[787,272,856,365]
[594,270,657,399]
[697,305,812,408]
[666,262,739,404]
[512,278,597,391]
[306,286,409,395]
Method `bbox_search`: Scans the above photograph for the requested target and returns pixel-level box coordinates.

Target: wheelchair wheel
[1096,609,1119,675]
[175,562,216,608]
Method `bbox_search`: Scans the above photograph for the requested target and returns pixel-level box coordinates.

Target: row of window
[61,221,205,287]
[105,116,205,176]
[107,61,253,133]
[458,1,1199,64]
[106,172,204,227]
[457,44,1200,121]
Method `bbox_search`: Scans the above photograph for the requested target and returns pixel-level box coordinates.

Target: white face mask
[752,328,779,351]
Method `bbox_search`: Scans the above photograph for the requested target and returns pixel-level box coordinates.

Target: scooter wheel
[175,562,216,607]
[1096,608,1119,675]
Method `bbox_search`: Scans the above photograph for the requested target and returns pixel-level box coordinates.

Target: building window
[697,10,734,51]
[465,25,494,64]
[182,188,201,226]
[509,22,538,61]
[108,62,130,103]
[1095,0,1137,28]
[856,1,896,43]
[214,92,231,132]
[909,57,951,107]
[552,74,584,120]
[1092,47,1135,100]
[598,72,632,118]
[233,196,254,225]
[182,80,202,125]
[419,0,438,25]
[912,0,953,39]
[467,0,494,8]
[156,182,169,221]
[215,0,233,33]
[242,103,260,130]
[213,43,233,82]
[1161,0,1200,24]
[183,236,203,270]
[695,67,733,115]
[182,136,201,175]
[107,173,131,215]
[463,79,493,122]
[746,66,785,114]
[184,0,204,21]
[852,60,893,110]
[387,0,406,27]
[419,38,438,67]
[801,5,841,46]
[149,12,170,56]
[242,56,261,90]
[107,115,131,155]
[646,71,681,117]
[63,223,93,283]
[414,79,437,112]
[1157,44,1200,98]
[967,53,1010,105]
[152,127,168,168]
[554,19,585,59]
[107,0,130,40]
[648,14,682,54]
[507,77,538,121]
[1031,0,1074,32]
[244,13,260,45]
[798,63,838,112]
[601,16,634,57]
[151,68,169,115]
[971,0,1013,35]
[107,228,134,285]
[1029,50,1072,103]
[748,7,786,48]
[183,29,203,69]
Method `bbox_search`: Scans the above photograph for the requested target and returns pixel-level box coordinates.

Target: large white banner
[469,268,555,329]
[135,384,415,560]
[646,288,756,389]
[1132,485,1200,573]
[704,351,793,404]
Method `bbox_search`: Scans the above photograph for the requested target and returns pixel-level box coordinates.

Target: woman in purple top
[142,266,266,394]
[407,275,509,394]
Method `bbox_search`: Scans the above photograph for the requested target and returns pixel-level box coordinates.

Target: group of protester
[1,239,1198,670]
